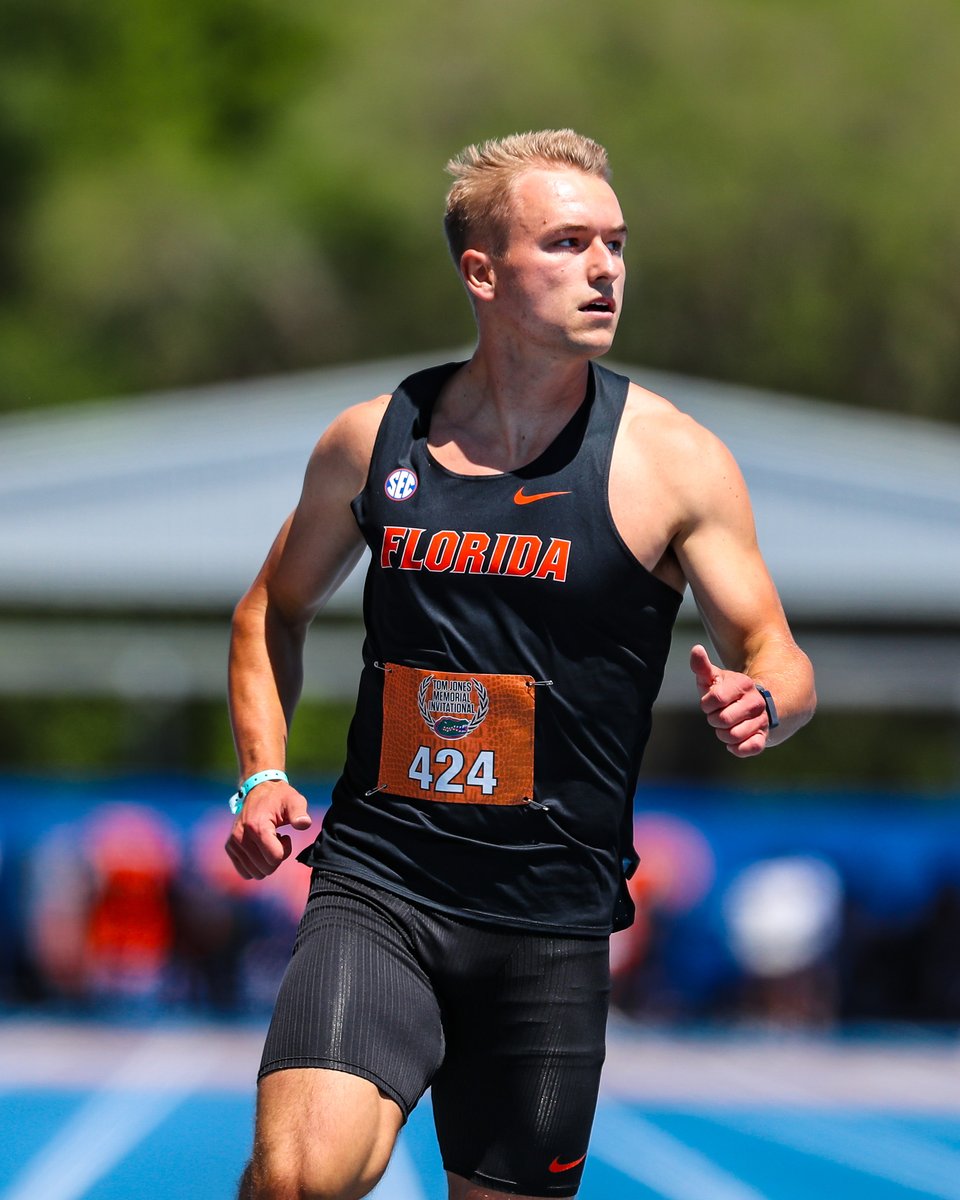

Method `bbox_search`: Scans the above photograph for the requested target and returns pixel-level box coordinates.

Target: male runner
[226,129,816,1200]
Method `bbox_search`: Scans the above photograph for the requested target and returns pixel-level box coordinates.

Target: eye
[607,239,625,255]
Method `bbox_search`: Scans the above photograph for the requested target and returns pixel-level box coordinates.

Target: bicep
[267,498,366,622]
[250,399,386,623]
[673,450,791,672]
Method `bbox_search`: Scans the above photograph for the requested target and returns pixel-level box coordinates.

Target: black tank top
[301,361,683,935]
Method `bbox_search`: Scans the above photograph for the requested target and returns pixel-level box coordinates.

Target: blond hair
[443,129,611,262]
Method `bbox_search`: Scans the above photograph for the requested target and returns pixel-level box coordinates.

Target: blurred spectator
[23,804,181,1010]
[169,811,253,1012]
[840,881,960,1023]
[25,822,98,1003]
[610,813,715,1018]
[81,805,181,1005]
[171,811,313,1013]
[6,790,960,1027]
[722,856,844,1027]
[915,884,960,1022]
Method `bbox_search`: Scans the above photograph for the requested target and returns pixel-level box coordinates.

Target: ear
[460,249,496,303]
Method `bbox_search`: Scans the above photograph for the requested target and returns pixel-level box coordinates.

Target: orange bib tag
[378,663,535,805]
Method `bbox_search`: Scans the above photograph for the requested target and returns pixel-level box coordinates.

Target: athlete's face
[490,168,627,359]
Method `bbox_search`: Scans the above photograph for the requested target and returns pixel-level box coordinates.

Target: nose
[587,237,622,282]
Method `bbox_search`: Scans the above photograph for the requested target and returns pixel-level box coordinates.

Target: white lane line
[1,1032,222,1200]
[589,1101,771,1200]
[2,1089,185,1200]
[369,1136,428,1200]
[719,1111,960,1200]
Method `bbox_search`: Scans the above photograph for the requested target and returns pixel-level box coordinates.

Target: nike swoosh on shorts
[548,1154,587,1173]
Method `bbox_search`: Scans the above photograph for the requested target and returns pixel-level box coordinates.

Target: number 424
[408,746,498,796]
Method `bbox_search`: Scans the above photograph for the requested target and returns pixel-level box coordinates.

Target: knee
[240,1154,385,1200]
[245,1068,402,1200]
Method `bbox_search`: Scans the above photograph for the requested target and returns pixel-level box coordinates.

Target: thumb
[689,643,719,691]
[283,791,313,831]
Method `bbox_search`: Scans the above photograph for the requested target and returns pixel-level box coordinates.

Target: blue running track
[2,1021,959,1199]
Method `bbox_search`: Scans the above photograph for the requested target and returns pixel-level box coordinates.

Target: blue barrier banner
[2,776,958,1025]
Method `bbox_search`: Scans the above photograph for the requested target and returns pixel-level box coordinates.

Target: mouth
[579,298,616,314]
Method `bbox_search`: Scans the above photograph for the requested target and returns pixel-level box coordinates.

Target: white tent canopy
[2,354,958,707]
[2,350,958,621]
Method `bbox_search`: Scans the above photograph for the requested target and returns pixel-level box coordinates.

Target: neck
[444,340,592,455]
[474,341,591,405]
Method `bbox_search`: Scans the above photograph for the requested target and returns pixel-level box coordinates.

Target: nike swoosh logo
[548,1154,586,1174]
[513,488,571,505]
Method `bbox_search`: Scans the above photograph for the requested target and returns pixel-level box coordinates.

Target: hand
[225,781,313,880]
[689,644,769,757]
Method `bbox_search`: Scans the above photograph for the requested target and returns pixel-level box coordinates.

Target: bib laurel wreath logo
[417,675,489,740]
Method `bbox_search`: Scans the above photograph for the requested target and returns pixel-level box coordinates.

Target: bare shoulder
[312,393,391,471]
[302,394,391,499]
[264,394,391,612]
[621,381,728,460]
[619,381,747,514]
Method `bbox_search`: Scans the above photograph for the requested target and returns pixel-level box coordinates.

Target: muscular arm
[671,422,816,756]
[225,396,388,878]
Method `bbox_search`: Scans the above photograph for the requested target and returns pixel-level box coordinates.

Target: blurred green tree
[0,0,958,421]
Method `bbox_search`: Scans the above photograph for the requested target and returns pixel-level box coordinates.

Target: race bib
[378,663,535,805]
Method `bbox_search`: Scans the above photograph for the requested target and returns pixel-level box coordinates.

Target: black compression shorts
[260,870,610,1197]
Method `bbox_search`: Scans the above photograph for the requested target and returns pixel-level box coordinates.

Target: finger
[712,713,768,745]
[227,840,266,880]
[283,806,312,832]
[243,826,286,875]
[725,730,767,758]
[689,644,719,691]
[271,786,312,832]
[705,693,766,732]
[224,838,257,880]
[224,785,312,879]
[231,817,286,877]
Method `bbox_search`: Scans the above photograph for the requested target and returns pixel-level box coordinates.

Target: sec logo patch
[384,468,418,501]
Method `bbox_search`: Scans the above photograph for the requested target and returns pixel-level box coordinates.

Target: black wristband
[756,685,779,729]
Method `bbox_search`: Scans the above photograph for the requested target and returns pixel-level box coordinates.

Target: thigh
[260,870,445,1117]
[432,931,610,1198]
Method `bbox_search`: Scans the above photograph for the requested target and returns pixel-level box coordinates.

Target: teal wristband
[229,769,288,815]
